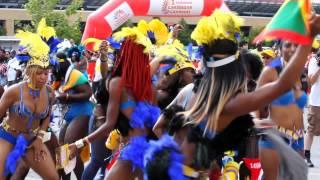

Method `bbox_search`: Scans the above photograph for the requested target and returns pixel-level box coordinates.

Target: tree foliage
[177,18,193,45]
[24,0,83,43]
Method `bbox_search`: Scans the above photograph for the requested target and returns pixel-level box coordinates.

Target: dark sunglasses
[262,56,272,59]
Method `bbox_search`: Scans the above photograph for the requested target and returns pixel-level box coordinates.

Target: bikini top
[271,91,308,109]
[9,83,50,128]
[268,58,308,109]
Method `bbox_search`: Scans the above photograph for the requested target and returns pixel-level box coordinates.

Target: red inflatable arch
[82,0,223,45]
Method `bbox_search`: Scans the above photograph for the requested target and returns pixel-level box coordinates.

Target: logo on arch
[104,2,134,30]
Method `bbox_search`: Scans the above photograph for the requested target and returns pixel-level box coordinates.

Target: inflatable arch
[82,0,224,43]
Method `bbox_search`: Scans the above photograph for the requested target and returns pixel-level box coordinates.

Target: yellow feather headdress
[148,19,171,46]
[113,27,153,54]
[16,30,50,68]
[191,10,243,46]
[156,40,194,74]
[37,18,56,41]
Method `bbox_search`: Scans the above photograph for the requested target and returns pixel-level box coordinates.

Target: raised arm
[99,41,109,79]
[224,14,320,119]
[224,45,312,118]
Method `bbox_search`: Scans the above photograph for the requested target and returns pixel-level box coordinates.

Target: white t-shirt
[93,58,102,82]
[308,56,320,106]
[7,57,21,81]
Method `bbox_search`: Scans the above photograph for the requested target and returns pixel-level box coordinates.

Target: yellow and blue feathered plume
[191,10,243,46]
[113,27,153,54]
[36,18,63,66]
[82,37,121,52]
[37,18,56,42]
[15,30,50,68]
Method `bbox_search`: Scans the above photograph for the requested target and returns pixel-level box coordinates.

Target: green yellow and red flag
[254,0,312,45]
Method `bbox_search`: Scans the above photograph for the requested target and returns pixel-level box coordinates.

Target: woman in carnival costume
[68,25,160,180]
[51,51,93,179]
[255,39,309,179]
[0,30,58,179]
[155,41,195,109]
[147,10,320,179]
[80,38,120,180]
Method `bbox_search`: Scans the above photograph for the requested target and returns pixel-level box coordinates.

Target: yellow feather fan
[156,40,194,74]
[16,30,50,68]
[37,18,56,41]
[191,10,243,45]
[82,38,102,52]
[113,27,153,54]
[148,19,170,46]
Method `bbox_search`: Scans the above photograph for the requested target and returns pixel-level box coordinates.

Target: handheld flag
[254,0,312,45]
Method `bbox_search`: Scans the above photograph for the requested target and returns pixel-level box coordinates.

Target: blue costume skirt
[119,135,149,171]
[259,131,304,152]
[64,101,94,123]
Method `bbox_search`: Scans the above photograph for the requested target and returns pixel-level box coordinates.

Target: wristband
[75,139,85,149]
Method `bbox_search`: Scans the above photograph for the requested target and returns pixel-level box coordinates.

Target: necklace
[27,82,41,98]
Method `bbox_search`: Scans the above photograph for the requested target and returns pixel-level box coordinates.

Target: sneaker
[306,158,314,168]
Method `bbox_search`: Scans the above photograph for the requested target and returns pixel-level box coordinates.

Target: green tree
[0,26,6,36]
[247,26,264,47]
[24,0,83,43]
[177,18,193,45]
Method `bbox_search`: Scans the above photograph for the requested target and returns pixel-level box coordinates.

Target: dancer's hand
[68,143,78,160]
[310,13,320,38]
[172,24,183,38]
[28,137,46,162]
[99,40,109,60]
[56,93,68,103]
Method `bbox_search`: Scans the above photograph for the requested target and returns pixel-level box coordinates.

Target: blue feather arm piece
[5,135,28,176]
[144,134,184,180]
[130,102,160,129]
[120,135,149,171]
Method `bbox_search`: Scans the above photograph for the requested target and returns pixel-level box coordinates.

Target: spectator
[261,49,276,66]
[0,49,7,86]
[7,54,22,86]
[304,46,320,168]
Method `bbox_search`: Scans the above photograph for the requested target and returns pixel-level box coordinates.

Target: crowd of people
[0,10,319,180]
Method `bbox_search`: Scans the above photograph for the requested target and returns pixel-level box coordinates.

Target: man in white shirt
[305,48,320,167]
[7,56,22,86]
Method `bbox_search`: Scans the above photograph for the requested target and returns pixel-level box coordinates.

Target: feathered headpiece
[156,40,194,74]
[82,37,121,52]
[191,10,243,46]
[36,18,63,65]
[113,26,153,54]
[191,10,243,68]
[37,18,56,42]
[148,19,171,46]
[15,30,50,68]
